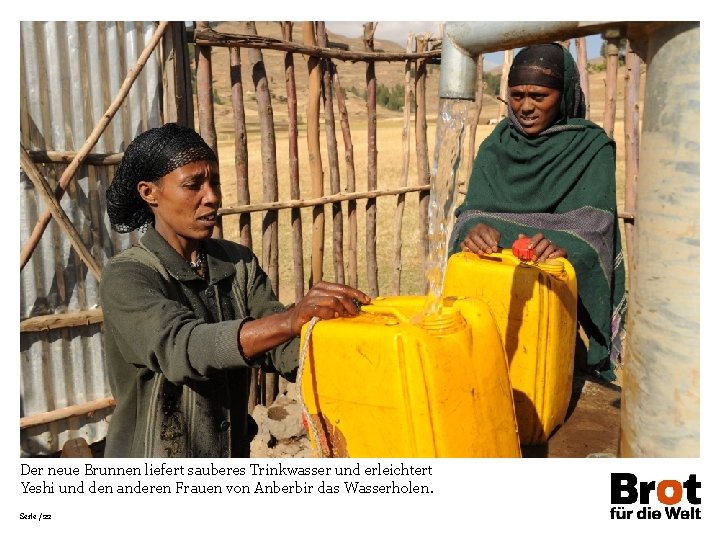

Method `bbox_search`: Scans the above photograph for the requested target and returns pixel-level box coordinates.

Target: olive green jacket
[100,226,298,458]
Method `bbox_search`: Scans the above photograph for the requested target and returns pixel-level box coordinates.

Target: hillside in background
[205,22,638,135]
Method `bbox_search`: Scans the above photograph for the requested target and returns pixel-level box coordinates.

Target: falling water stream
[422,98,471,318]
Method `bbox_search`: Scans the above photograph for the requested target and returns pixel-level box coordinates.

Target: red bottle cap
[512,237,535,261]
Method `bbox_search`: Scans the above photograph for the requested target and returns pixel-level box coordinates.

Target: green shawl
[450,48,626,381]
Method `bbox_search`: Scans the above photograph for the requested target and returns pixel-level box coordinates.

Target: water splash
[424,98,470,317]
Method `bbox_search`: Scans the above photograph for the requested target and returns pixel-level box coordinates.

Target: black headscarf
[106,123,217,233]
[507,43,586,132]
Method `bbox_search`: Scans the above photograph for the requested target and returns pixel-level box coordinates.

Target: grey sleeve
[241,254,300,382]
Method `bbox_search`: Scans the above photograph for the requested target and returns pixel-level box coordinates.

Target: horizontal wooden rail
[21,397,115,430]
[28,150,123,166]
[195,28,441,63]
[20,308,104,333]
[219,184,432,216]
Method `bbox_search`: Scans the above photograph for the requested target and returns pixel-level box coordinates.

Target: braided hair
[106,123,217,233]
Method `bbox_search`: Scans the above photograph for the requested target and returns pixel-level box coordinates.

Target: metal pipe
[439,21,613,99]
[620,22,700,457]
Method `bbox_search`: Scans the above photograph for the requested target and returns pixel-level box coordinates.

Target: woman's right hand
[460,223,501,255]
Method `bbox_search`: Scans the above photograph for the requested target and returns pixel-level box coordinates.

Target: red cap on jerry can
[512,237,535,261]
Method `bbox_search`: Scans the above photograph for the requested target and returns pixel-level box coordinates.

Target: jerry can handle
[471,249,569,279]
[359,302,409,323]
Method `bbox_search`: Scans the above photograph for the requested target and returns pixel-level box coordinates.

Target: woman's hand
[287,281,371,335]
[460,223,501,254]
[520,233,567,262]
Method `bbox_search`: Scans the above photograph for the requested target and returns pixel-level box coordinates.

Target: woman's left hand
[520,233,567,262]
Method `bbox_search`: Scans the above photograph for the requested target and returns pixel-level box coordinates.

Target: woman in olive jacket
[101,123,369,458]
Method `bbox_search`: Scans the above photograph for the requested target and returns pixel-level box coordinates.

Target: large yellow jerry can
[299,295,521,458]
[443,251,578,445]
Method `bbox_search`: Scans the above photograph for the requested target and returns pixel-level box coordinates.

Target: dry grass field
[204,22,645,304]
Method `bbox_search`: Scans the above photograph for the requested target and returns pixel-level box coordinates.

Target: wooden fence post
[415,35,430,291]
[244,21,281,405]
[391,34,415,295]
[363,22,379,297]
[317,22,345,285]
[603,36,621,138]
[304,21,325,287]
[575,37,591,120]
[281,22,305,303]
[229,47,252,249]
[162,21,194,127]
[195,21,222,239]
[332,58,358,289]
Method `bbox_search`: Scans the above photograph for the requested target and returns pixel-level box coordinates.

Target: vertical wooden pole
[575,37,591,120]
[465,54,484,182]
[603,37,621,138]
[244,21,280,405]
[317,22,345,285]
[195,21,222,238]
[623,42,641,276]
[415,35,430,291]
[229,47,252,249]
[497,49,512,120]
[304,21,324,287]
[363,22,379,297]
[281,22,305,303]
[332,59,358,289]
[162,21,194,127]
[391,34,415,296]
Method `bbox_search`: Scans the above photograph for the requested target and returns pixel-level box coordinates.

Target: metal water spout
[439,21,608,100]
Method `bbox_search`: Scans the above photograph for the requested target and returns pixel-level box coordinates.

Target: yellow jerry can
[299,295,521,458]
[443,251,578,445]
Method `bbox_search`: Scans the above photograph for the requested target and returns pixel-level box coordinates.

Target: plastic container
[299,295,521,458]
[443,250,578,445]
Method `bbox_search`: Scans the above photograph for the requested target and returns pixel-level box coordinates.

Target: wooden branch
[21,397,115,430]
[465,55,484,181]
[318,22,345,285]
[604,38,620,138]
[230,46,252,249]
[218,185,432,215]
[20,145,103,281]
[20,308,104,333]
[332,59,358,289]
[195,21,222,239]
[162,21,194,127]
[415,36,430,292]
[305,22,325,286]
[28,150,123,165]
[497,50,512,119]
[281,22,305,303]
[20,21,170,271]
[364,22,379,297]
[392,34,415,295]
[575,37,591,120]
[245,22,280,298]
[194,26,441,62]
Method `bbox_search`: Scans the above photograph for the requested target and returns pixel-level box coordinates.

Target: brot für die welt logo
[610,473,701,520]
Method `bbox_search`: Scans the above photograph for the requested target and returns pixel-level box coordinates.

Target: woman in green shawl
[449,43,626,381]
